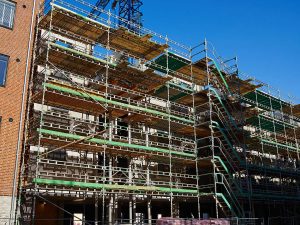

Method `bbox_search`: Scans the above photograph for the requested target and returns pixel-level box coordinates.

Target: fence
[0,217,266,225]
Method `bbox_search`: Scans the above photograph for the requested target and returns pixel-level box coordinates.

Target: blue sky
[140,0,300,102]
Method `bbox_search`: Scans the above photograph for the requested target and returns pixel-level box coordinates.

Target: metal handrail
[215,172,243,217]
[212,103,242,148]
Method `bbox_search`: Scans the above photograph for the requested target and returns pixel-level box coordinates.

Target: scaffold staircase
[207,60,246,218]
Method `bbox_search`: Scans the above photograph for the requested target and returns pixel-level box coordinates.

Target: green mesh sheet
[247,116,285,132]
[147,52,190,73]
[243,90,290,110]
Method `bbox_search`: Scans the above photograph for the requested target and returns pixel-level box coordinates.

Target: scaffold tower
[16,0,300,224]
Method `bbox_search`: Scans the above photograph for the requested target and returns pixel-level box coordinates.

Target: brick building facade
[0,0,36,220]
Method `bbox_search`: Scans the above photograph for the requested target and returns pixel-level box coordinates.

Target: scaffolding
[17,0,300,224]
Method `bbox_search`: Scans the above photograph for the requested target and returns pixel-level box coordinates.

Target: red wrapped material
[196,219,230,225]
[156,218,230,225]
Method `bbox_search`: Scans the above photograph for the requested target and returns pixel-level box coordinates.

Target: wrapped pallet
[157,218,230,225]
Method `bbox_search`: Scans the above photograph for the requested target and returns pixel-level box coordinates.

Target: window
[0,54,9,86]
[0,0,15,29]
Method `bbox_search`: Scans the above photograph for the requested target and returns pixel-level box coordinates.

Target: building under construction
[14,0,300,224]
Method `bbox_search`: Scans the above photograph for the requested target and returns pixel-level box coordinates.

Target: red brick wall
[0,0,36,196]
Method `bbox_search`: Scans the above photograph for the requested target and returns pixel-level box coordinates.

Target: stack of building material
[156,218,230,225]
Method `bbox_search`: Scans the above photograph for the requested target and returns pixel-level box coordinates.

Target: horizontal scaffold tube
[259,138,299,152]
[51,3,110,29]
[38,128,195,158]
[33,178,198,194]
[44,82,194,124]
[49,42,116,67]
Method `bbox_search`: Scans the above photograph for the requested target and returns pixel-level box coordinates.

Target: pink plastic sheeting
[156,218,230,225]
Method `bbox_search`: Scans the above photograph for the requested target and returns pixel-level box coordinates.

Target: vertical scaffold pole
[16,1,40,223]
[165,35,174,217]
[204,39,218,218]
[147,160,152,225]
[32,1,55,225]
[190,44,201,219]
[102,7,112,225]
[108,157,113,225]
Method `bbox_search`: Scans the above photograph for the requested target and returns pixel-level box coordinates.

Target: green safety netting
[246,116,285,132]
[243,90,290,110]
[154,82,193,101]
[147,52,190,74]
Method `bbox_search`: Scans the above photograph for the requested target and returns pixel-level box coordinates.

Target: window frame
[0,0,16,30]
[0,53,9,87]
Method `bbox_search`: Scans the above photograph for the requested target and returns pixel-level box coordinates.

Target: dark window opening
[0,54,9,86]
